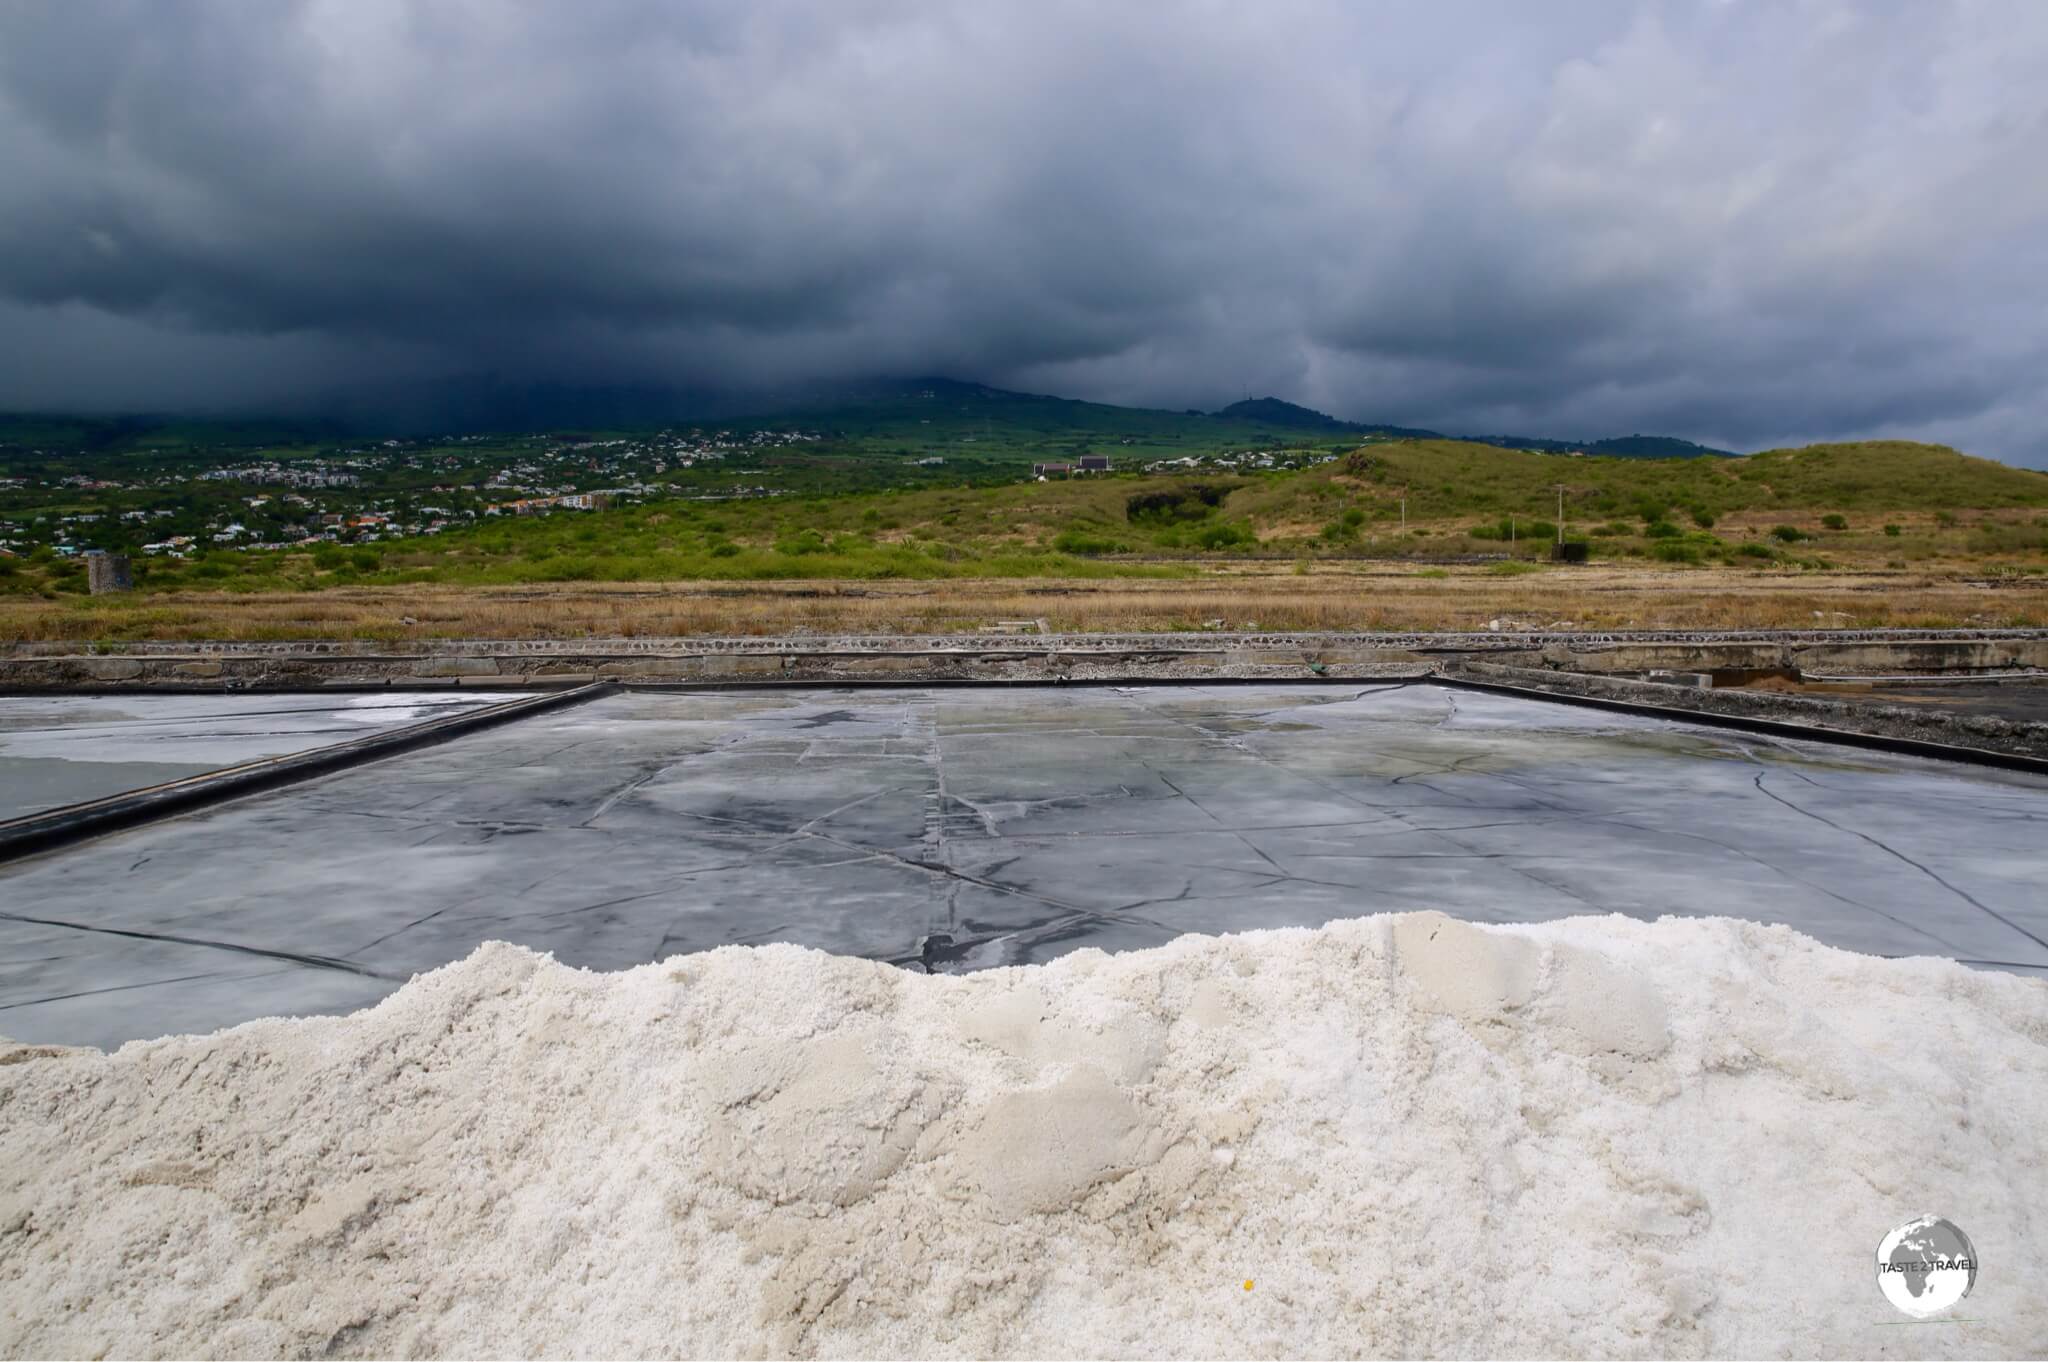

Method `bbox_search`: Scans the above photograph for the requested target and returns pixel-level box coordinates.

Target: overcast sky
[3,1,2046,462]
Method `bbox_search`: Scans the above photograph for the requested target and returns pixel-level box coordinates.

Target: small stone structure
[85,552,133,595]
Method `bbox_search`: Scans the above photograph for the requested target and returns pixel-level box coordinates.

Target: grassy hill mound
[1231,439,2048,527]
[1212,397,1353,430]
[1585,434,1734,459]
[1733,441,2048,508]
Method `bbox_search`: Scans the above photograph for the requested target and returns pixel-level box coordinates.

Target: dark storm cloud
[2,1,2046,462]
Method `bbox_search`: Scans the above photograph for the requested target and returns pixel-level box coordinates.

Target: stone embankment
[9,630,2048,764]
[6,628,2047,690]
[1444,659,2048,763]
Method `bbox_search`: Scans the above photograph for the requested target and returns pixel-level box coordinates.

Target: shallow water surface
[0,691,511,820]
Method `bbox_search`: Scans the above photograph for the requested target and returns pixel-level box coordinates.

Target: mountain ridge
[1211,396,1737,459]
[0,375,1730,461]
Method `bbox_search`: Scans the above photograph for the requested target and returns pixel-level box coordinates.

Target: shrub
[1737,543,1776,559]
[1821,513,1848,531]
[775,530,828,555]
[1770,525,1807,543]
[1051,530,1128,556]
[1652,542,1702,563]
[1192,521,1255,550]
[1473,518,1555,542]
[1690,509,1717,528]
[1883,523,1902,537]
[1644,521,1682,539]
[537,557,601,582]
[1126,484,1230,525]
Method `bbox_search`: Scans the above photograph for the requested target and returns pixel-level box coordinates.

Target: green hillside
[1205,398,1735,457]
[0,379,1739,464]
[0,413,342,455]
[757,378,1294,461]
[22,436,2040,602]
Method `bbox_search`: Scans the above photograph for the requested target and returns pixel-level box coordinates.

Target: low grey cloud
[2,1,2046,463]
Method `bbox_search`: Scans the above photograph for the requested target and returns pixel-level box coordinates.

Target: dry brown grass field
[6,563,2044,642]
[10,437,2046,644]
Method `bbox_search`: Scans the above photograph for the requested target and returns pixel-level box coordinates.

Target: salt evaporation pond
[2,683,2045,1048]
[0,690,509,820]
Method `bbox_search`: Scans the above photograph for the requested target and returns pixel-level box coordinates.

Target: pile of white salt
[2,912,2043,1358]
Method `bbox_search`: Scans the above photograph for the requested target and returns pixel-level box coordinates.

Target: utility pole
[1553,484,1566,544]
[1400,486,1408,530]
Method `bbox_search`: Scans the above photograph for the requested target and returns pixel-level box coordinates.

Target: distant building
[1033,462,1074,478]
[486,491,612,515]
[1077,455,1110,473]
